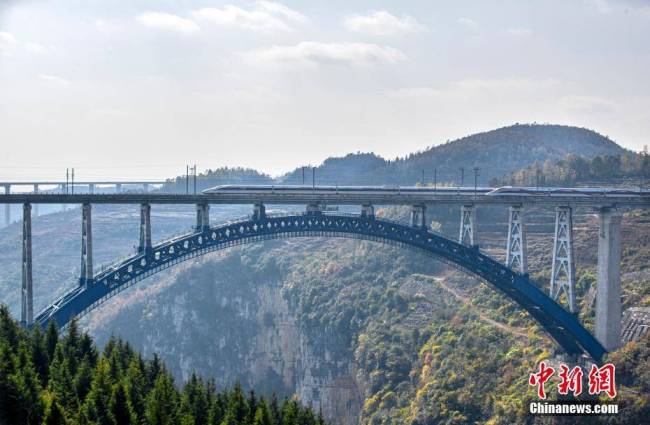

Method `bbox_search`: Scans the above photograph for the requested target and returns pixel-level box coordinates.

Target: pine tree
[269,393,281,425]
[219,411,237,425]
[145,372,178,425]
[74,357,93,402]
[30,325,49,386]
[47,345,76,412]
[180,373,209,425]
[281,398,300,425]
[230,381,248,423]
[146,353,162,390]
[82,358,115,425]
[62,320,81,377]
[109,382,137,424]
[0,341,18,423]
[252,399,272,425]
[208,392,226,425]
[78,333,97,367]
[107,349,122,382]
[0,305,19,349]
[42,393,68,425]
[124,357,147,420]
[11,342,44,424]
[44,321,59,360]
[247,389,258,424]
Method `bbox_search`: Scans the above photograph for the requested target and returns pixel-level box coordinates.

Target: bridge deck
[0,185,648,207]
[0,181,166,186]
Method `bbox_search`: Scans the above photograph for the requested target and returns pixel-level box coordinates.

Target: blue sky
[1,0,649,179]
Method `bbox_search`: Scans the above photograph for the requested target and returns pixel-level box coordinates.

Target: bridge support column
[253,203,266,220]
[306,204,321,215]
[143,183,150,192]
[361,204,374,219]
[595,208,622,351]
[89,183,95,194]
[80,203,93,286]
[506,205,527,274]
[550,206,575,312]
[21,203,33,327]
[459,205,475,245]
[116,183,122,193]
[33,185,39,217]
[410,205,426,228]
[196,203,209,232]
[4,184,10,227]
[139,203,152,255]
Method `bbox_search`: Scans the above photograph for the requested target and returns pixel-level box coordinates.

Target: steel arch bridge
[34,212,606,363]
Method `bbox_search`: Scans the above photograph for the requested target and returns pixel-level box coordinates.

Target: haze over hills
[0,122,646,424]
[278,124,627,186]
[161,124,627,191]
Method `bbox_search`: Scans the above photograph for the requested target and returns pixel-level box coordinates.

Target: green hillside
[0,123,646,424]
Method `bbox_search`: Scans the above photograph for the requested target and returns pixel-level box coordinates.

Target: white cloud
[37,74,70,86]
[0,32,46,56]
[505,27,533,36]
[136,12,200,33]
[343,10,425,36]
[387,78,560,100]
[248,41,405,66]
[386,87,442,99]
[584,0,650,15]
[559,95,616,114]
[192,1,306,32]
[584,0,614,13]
[457,17,478,30]
[0,32,18,55]
[256,1,307,23]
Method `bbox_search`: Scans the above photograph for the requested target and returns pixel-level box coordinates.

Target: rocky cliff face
[85,243,365,425]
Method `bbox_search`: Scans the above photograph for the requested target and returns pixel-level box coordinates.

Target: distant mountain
[157,124,627,190]
[280,152,387,185]
[279,124,628,186]
[162,166,274,193]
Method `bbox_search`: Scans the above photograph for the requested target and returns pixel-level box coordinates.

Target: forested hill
[0,306,324,425]
[493,150,649,187]
[160,124,628,191]
[277,124,628,186]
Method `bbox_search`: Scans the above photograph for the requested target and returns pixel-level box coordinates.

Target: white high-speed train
[204,184,494,195]
[485,186,646,197]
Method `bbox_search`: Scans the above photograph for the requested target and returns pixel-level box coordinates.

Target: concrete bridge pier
[89,183,95,194]
[196,203,210,231]
[33,185,39,217]
[80,203,93,286]
[115,183,122,193]
[306,204,322,215]
[550,206,576,312]
[139,203,152,255]
[361,204,374,219]
[253,203,266,220]
[459,205,475,245]
[506,205,527,274]
[410,204,426,228]
[595,208,623,351]
[4,184,10,226]
[21,203,33,327]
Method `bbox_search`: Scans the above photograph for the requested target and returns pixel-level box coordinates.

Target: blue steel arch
[34,212,606,363]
